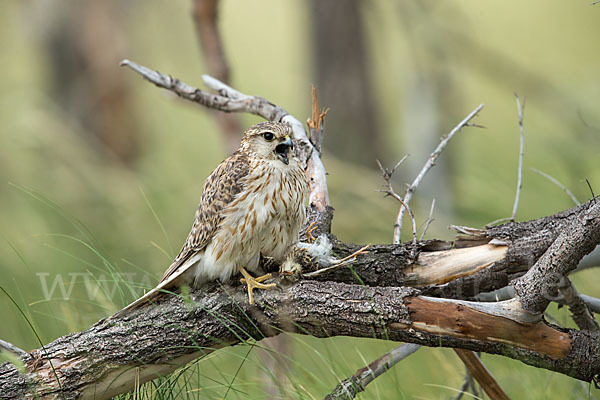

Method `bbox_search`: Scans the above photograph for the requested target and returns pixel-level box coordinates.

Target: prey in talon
[280,234,369,280]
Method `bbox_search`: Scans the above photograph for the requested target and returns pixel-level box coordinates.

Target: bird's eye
[263,132,275,141]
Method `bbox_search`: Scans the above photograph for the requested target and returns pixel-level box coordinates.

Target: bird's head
[239,122,295,165]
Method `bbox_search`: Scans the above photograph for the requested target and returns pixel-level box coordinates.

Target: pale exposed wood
[419,296,541,323]
[405,244,507,286]
[402,297,571,360]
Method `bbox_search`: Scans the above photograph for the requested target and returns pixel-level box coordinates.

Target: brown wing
[111,152,250,319]
[159,152,250,283]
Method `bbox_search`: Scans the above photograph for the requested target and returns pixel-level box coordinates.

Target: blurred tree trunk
[191,0,242,154]
[38,1,140,164]
[395,2,464,227]
[310,0,382,168]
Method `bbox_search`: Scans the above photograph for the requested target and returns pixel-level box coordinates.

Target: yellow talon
[238,267,276,305]
[306,221,318,243]
[337,244,371,264]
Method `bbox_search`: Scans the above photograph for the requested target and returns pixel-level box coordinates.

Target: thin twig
[0,339,27,357]
[586,179,596,202]
[511,94,525,221]
[394,104,484,244]
[419,198,436,240]
[468,373,480,398]
[485,217,513,228]
[454,370,479,400]
[302,244,371,278]
[558,277,599,331]
[121,59,289,125]
[530,168,580,205]
[454,378,470,400]
[323,343,421,400]
[376,158,418,249]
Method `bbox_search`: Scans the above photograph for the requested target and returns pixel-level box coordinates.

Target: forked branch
[393,104,484,243]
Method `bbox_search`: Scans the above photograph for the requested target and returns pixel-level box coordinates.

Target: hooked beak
[275,137,294,165]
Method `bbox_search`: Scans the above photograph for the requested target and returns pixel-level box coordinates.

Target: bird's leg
[238,266,276,305]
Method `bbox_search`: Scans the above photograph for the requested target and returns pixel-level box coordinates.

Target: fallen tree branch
[3,200,599,397]
[2,280,599,399]
[308,201,596,300]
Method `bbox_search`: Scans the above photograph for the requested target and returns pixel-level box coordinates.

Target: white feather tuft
[298,234,338,266]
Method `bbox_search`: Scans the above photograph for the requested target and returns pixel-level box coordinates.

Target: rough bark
[310,202,594,299]
[2,280,599,399]
[2,201,599,399]
[513,201,600,313]
[558,278,599,331]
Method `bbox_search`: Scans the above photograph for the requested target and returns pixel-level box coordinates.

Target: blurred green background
[1,0,599,398]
